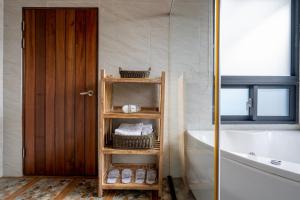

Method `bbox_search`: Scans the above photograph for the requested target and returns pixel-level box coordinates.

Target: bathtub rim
[186,130,300,183]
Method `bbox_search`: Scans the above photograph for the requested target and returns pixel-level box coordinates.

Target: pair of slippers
[107,168,120,184]
[107,168,157,184]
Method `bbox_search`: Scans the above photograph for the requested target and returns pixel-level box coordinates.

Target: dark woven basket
[119,67,151,78]
[113,132,155,149]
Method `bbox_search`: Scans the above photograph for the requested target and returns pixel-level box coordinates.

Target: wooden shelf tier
[102,163,159,191]
[104,106,161,119]
[102,147,160,155]
[103,112,161,119]
[104,77,161,84]
[102,182,159,190]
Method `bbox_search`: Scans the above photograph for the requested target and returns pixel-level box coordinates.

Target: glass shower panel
[170,0,216,199]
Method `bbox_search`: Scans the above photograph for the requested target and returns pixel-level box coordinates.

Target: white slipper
[146,169,157,184]
[135,169,146,184]
[107,169,120,184]
[121,168,132,184]
[122,104,141,113]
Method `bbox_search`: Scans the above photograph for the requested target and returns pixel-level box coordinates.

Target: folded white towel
[115,123,153,136]
[119,123,143,130]
[115,123,143,136]
[115,129,142,136]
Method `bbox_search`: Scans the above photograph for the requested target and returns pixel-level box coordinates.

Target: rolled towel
[142,124,153,135]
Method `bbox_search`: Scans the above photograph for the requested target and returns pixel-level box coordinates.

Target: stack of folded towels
[115,123,153,136]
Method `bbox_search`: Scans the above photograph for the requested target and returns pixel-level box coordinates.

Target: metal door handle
[80,90,94,97]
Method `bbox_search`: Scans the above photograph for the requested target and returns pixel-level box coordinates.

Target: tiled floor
[0,177,195,200]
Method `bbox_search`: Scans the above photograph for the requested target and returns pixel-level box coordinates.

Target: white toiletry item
[122,104,141,113]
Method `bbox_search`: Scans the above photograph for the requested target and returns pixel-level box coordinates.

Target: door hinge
[21,21,25,49]
[22,20,25,32]
[22,147,26,158]
[22,38,25,49]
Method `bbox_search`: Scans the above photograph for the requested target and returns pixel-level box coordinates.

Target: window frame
[219,0,300,124]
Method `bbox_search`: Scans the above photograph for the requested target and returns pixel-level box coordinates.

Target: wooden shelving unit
[98,70,165,197]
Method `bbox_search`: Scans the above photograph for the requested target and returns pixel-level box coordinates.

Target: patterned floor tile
[0,177,195,200]
[173,179,195,200]
[112,190,152,200]
[14,178,72,200]
[63,178,97,199]
[0,177,34,199]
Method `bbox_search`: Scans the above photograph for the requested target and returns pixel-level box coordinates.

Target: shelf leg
[98,186,103,197]
[152,190,159,200]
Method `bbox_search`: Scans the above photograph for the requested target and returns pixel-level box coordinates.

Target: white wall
[0,0,3,177]
[3,0,171,176]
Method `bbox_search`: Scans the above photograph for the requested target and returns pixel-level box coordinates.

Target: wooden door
[23,8,98,176]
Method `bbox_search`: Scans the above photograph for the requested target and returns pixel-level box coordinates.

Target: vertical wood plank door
[23,8,98,176]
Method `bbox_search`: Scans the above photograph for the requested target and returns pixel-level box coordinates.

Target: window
[221,88,250,116]
[219,0,299,123]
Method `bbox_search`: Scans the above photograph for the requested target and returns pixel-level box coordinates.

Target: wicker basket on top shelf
[119,67,151,78]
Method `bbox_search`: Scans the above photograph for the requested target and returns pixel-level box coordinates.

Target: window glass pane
[257,88,289,116]
[220,0,291,76]
[221,88,249,116]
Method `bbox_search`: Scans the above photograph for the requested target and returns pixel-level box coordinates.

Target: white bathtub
[185,130,300,200]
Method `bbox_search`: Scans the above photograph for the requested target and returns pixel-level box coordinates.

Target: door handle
[80,90,94,97]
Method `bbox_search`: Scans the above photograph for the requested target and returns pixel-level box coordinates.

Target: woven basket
[119,67,151,78]
[113,132,155,149]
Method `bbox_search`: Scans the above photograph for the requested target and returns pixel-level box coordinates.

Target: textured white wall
[3,0,171,176]
[0,0,3,177]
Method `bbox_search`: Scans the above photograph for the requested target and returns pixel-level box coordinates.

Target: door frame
[22,7,99,175]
